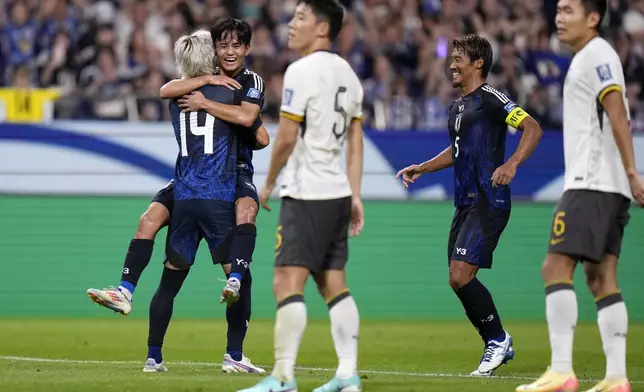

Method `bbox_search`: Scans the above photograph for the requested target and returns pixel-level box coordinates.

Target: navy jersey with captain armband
[170,84,240,202]
[447,83,530,209]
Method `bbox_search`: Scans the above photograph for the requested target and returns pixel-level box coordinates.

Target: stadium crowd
[1,0,644,131]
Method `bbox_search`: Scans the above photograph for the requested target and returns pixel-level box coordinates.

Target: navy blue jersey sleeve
[240,70,266,108]
[480,84,530,129]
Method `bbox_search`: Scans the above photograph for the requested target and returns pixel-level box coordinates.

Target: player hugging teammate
[397,34,543,377]
[87,18,269,374]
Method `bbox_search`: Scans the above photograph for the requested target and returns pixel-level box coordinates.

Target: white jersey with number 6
[279,50,364,200]
[563,37,632,200]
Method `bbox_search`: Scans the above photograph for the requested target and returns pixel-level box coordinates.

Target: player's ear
[316,20,330,38]
[586,11,600,30]
[243,44,250,56]
[474,58,484,71]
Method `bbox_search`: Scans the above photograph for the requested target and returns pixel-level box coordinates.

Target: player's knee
[164,261,182,271]
[136,206,168,239]
[272,267,307,302]
[585,271,603,297]
[236,197,258,225]
[448,262,476,290]
[314,270,347,300]
[541,253,575,283]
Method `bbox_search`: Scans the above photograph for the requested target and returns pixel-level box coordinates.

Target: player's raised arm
[481,86,543,186]
[178,73,265,128]
[159,75,241,98]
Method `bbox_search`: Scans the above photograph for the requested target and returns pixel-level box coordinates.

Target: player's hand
[259,183,275,211]
[350,197,364,237]
[178,91,207,112]
[628,173,644,207]
[395,164,423,188]
[491,161,518,187]
[206,75,241,90]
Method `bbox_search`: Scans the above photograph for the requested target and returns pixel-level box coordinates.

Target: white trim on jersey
[481,85,510,104]
[244,69,264,92]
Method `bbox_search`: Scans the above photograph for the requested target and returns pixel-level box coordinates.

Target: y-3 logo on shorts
[456,248,467,256]
[236,258,249,269]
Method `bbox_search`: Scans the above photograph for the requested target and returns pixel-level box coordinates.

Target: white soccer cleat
[471,331,514,375]
[87,286,132,315]
[222,353,265,373]
[142,358,168,373]
[220,278,241,305]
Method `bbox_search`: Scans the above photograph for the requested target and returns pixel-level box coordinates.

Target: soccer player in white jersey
[517,1,644,391]
[238,1,365,392]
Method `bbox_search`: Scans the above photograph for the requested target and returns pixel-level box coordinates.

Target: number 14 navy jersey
[447,84,529,209]
[170,85,239,202]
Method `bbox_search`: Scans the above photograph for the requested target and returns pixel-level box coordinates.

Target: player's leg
[312,197,362,392]
[144,261,189,372]
[201,201,264,374]
[581,196,631,392]
[144,200,198,372]
[221,265,263,373]
[448,205,513,376]
[517,190,610,391]
[447,208,486,344]
[87,181,173,315]
[221,177,260,305]
[238,197,319,392]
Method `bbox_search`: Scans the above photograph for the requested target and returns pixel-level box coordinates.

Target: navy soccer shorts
[165,200,236,270]
[447,203,511,269]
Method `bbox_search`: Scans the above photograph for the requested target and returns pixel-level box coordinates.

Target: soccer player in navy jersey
[87,29,266,374]
[396,34,543,376]
[141,30,262,373]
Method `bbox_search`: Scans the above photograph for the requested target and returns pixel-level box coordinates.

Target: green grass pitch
[0,319,642,391]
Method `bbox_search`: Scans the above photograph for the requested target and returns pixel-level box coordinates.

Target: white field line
[0,355,641,384]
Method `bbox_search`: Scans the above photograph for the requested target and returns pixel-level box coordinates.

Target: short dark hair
[210,17,252,47]
[579,0,607,30]
[452,34,493,78]
[297,0,345,40]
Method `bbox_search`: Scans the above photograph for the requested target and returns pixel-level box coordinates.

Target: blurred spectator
[0,0,643,132]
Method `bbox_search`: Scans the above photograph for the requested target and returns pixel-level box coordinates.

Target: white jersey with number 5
[563,37,632,200]
[279,50,363,200]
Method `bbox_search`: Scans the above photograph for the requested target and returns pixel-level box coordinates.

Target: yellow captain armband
[351,115,363,123]
[504,107,529,129]
[598,84,622,103]
[280,111,304,123]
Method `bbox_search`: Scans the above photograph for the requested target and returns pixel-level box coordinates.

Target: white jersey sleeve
[352,82,364,122]
[587,48,625,104]
[280,63,311,123]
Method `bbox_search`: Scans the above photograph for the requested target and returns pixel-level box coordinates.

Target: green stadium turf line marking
[0,356,642,384]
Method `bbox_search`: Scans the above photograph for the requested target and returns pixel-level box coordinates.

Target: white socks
[329,293,360,379]
[272,298,307,382]
[546,284,628,380]
[546,285,577,374]
[597,296,628,380]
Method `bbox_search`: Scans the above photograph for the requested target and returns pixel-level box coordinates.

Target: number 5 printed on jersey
[179,112,216,156]
[332,87,348,140]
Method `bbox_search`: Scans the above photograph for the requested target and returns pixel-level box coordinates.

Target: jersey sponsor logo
[596,64,613,82]
[284,88,294,106]
[503,102,517,113]
[247,88,262,99]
